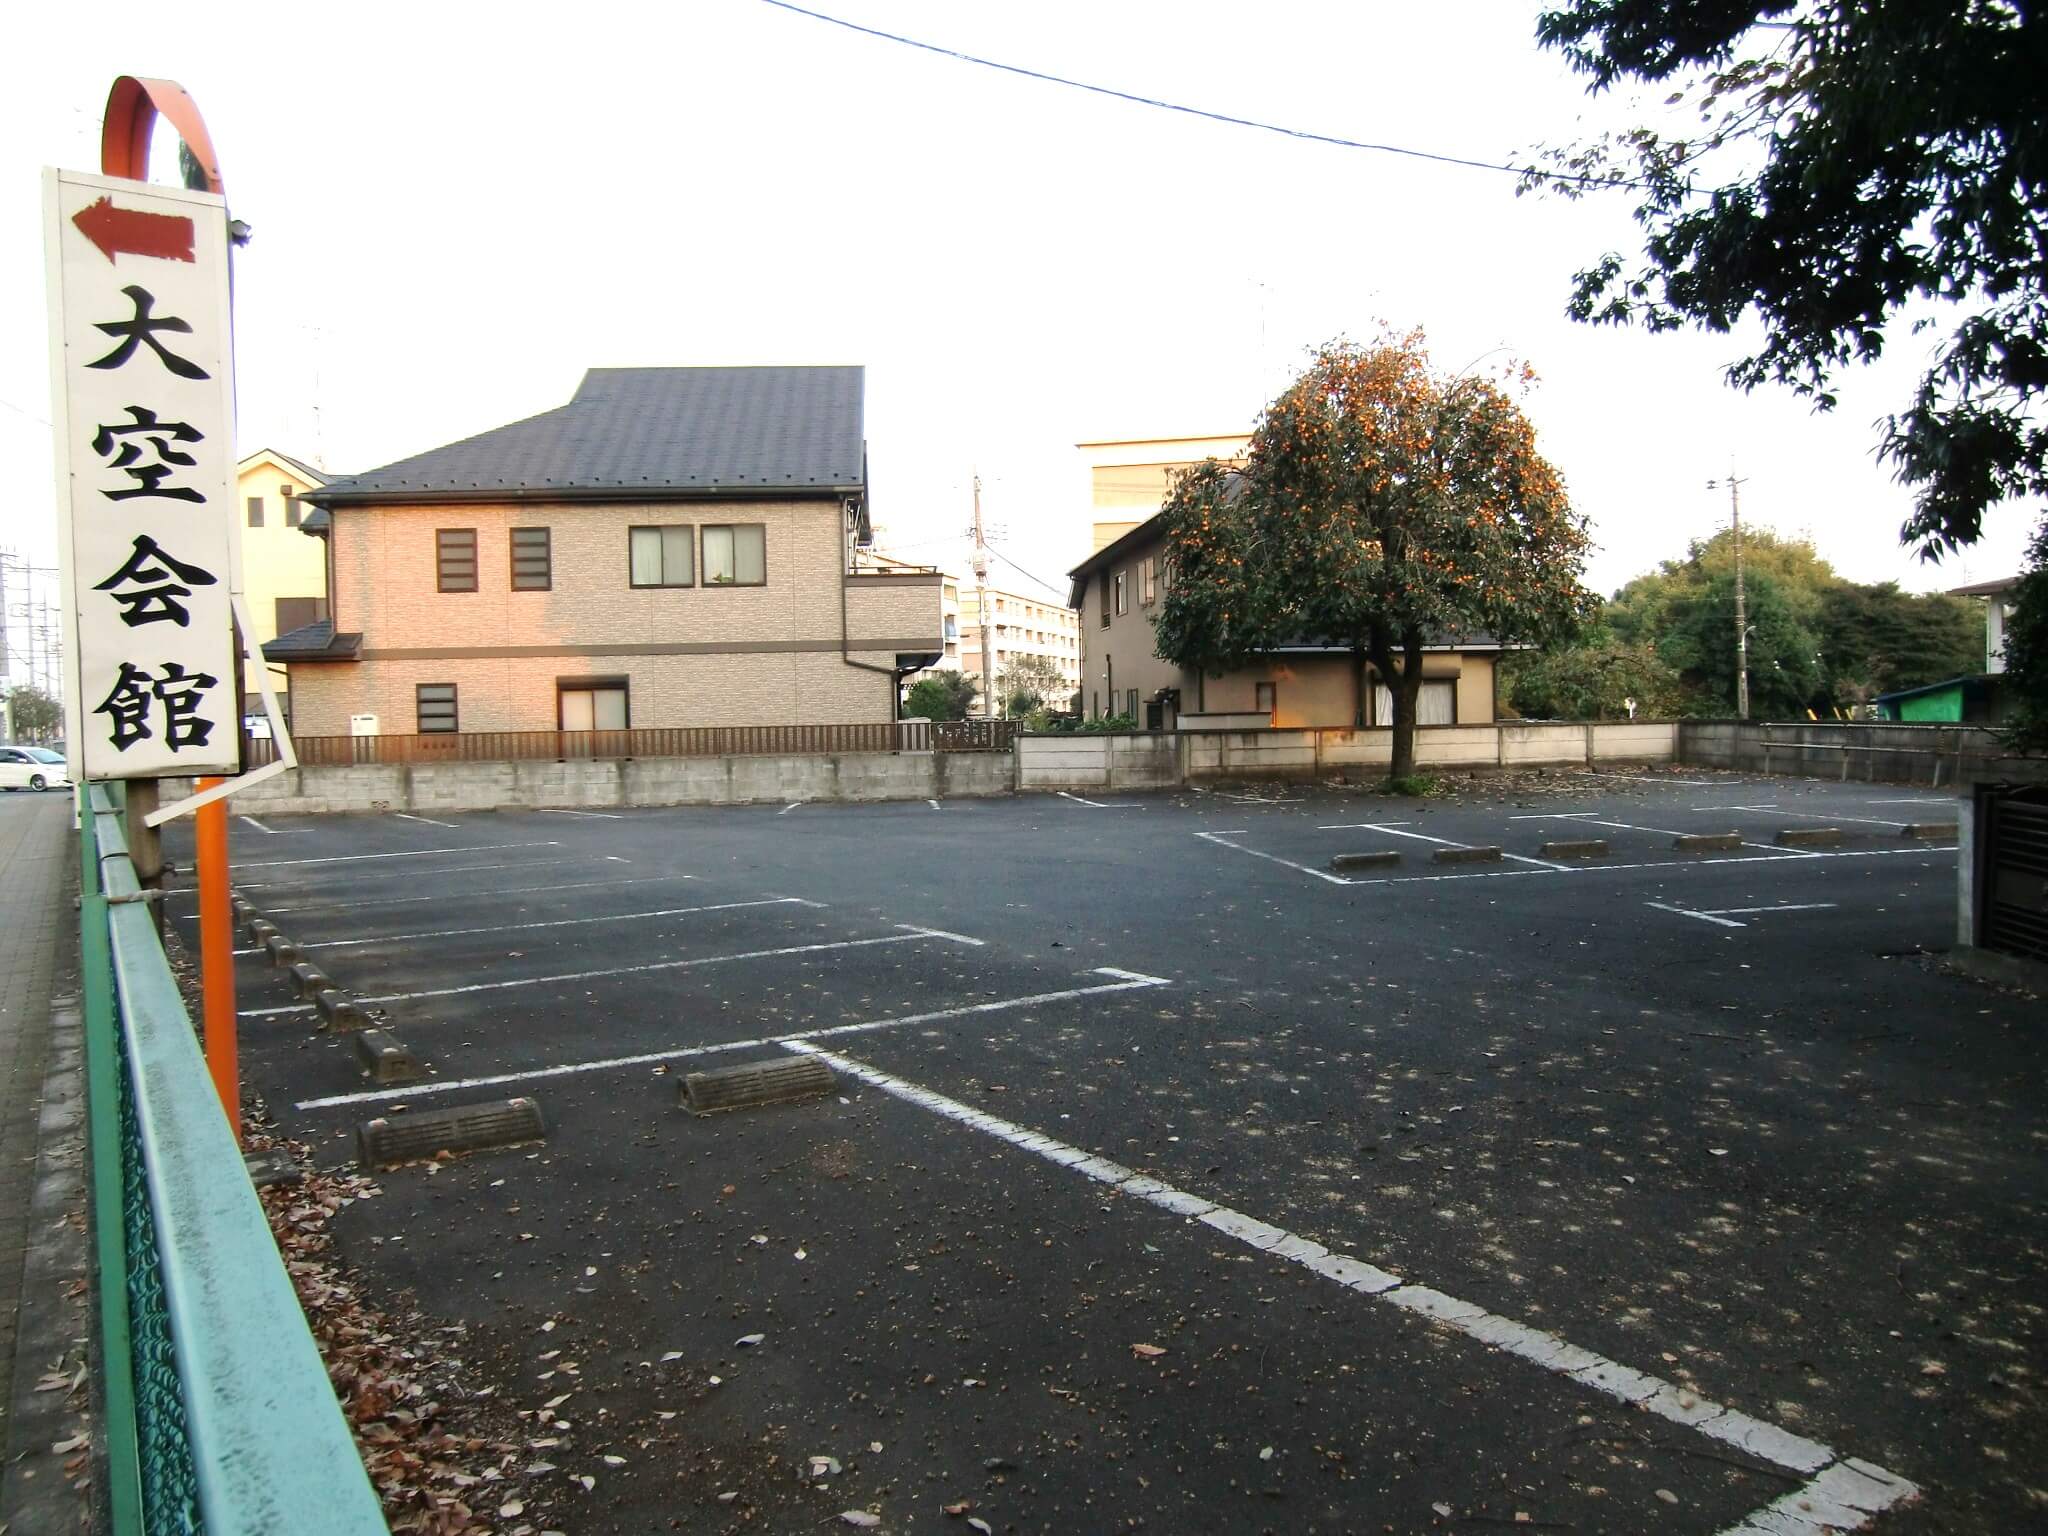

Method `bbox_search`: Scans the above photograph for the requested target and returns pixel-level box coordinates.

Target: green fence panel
[84,788,388,1535]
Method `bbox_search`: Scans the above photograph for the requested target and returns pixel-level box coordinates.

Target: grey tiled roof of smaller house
[307,366,865,503]
[261,620,362,662]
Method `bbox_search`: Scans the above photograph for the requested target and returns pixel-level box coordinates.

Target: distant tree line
[1501,529,1985,721]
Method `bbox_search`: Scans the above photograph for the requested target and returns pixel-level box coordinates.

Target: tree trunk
[1371,627,1429,781]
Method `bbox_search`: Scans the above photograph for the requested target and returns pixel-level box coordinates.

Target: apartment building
[268,367,941,735]
[955,583,1081,708]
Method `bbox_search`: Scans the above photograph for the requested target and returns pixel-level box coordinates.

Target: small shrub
[1382,772,1442,797]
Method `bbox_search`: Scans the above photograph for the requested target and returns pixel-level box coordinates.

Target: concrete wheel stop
[683,1056,836,1114]
[356,1097,546,1169]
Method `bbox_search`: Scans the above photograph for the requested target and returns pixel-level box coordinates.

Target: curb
[1673,832,1742,853]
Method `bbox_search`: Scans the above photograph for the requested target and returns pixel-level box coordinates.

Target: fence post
[79,791,145,1532]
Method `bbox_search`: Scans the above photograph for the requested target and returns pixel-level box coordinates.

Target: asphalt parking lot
[162,768,2044,1535]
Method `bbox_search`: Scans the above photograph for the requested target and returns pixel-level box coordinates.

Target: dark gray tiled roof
[308,366,865,503]
[261,621,361,662]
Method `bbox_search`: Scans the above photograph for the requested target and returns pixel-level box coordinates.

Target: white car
[0,745,70,792]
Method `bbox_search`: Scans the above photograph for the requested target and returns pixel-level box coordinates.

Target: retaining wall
[1675,721,2047,788]
[165,749,1014,814]
[1014,721,1679,792]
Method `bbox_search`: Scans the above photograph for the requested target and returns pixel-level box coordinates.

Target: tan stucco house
[1068,511,1510,731]
[268,367,941,737]
[236,448,330,725]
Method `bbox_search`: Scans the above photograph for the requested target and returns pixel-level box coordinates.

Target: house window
[246,495,264,528]
[437,529,478,592]
[1141,557,1157,606]
[1126,688,1139,719]
[1374,679,1457,726]
[1255,682,1277,716]
[1113,571,1128,615]
[1099,574,1110,627]
[274,596,328,635]
[559,678,629,731]
[416,683,459,733]
[630,525,695,587]
[703,524,766,586]
[282,484,301,527]
[511,526,552,590]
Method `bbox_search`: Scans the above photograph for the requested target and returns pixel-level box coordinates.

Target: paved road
[0,787,74,1449]
[163,770,2042,1535]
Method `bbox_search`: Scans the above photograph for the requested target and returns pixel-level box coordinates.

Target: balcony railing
[80,785,385,1534]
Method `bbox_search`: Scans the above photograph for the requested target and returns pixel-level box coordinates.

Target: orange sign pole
[193,779,239,1141]
[102,80,239,1140]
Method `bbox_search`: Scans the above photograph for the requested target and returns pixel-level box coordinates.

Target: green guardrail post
[80,785,145,1532]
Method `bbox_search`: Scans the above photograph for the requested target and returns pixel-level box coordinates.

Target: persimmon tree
[1153,335,1592,780]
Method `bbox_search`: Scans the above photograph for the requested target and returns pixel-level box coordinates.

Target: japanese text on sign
[47,170,240,779]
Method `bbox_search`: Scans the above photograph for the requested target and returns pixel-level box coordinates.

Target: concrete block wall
[1317,730,1394,771]
[1674,721,2028,787]
[1412,726,1510,767]
[165,748,1016,814]
[1108,736,1180,790]
[1018,736,1111,791]
[1589,723,1678,762]
[1498,724,1588,766]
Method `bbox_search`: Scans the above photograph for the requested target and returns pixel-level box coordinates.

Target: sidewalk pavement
[0,790,92,1531]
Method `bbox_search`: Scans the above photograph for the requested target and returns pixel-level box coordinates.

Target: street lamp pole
[1708,470,1750,720]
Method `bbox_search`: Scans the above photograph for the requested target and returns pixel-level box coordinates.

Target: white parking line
[1572,769,1722,786]
[239,816,277,835]
[1867,797,1951,806]
[262,874,689,916]
[1284,844,1957,889]
[784,1042,1916,1536]
[235,841,560,870]
[239,924,984,1019]
[1195,831,1353,886]
[1725,803,1920,830]
[287,896,820,951]
[291,966,1171,1110]
[536,808,622,819]
[1707,902,1839,917]
[394,813,459,829]
[1057,791,1139,808]
[1328,822,1574,872]
[1646,901,1747,928]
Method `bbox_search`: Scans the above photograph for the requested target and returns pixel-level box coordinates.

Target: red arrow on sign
[71,196,196,265]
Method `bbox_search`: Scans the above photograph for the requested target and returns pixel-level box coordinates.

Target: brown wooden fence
[241,718,1016,767]
[931,719,1019,752]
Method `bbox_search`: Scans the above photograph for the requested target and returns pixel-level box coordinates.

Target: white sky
[2,0,2036,629]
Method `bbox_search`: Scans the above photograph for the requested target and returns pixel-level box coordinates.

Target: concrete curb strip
[1775,827,1845,847]
[354,1029,423,1084]
[288,962,333,1000]
[1674,832,1742,852]
[1538,838,1610,859]
[1432,846,1503,865]
[356,1097,545,1169]
[315,989,369,1031]
[1899,822,1959,840]
[1328,850,1402,871]
[263,934,300,966]
[683,1055,836,1114]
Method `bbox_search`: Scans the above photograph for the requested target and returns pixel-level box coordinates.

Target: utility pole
[972,475,995,718]
[1707,469,1750,720]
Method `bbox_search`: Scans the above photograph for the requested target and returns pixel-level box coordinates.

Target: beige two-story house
[268,367,941,736]
[1068,511,1508,729]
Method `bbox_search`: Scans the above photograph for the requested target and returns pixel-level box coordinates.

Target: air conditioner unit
[349,713,380,738]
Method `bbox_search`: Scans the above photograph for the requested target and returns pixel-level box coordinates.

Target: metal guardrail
[79,784,386,1535]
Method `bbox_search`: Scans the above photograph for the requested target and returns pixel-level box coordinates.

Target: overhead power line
[985,540,1073,602]
[754,0,1633,188]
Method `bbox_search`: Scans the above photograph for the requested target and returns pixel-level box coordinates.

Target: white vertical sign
[47,168,241,781]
